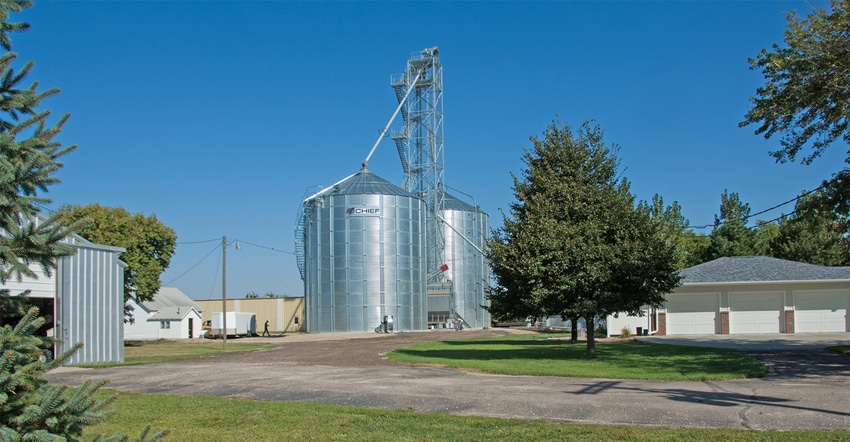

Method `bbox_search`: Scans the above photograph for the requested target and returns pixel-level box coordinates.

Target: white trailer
[210,312,256,338]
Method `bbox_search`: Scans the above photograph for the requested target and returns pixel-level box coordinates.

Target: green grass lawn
[84,390,848,441]
[76,340,275,367]
[387,334,767,381]
[828,345,850,355]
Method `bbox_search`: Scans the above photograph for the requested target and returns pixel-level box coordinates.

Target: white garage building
[654,256,850,335]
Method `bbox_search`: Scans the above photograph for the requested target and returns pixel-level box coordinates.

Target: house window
[160,321,171,329]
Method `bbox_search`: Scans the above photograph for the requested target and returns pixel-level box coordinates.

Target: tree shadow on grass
[390,340,765,380]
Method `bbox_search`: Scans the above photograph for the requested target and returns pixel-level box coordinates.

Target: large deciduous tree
[0,2,165,439]
[486,121,681,359]
[679,231,711,269]
[741,0,850,213]
[58,204,177,306]
[639,195,691,270]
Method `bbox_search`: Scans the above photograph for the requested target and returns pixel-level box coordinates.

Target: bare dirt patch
[186,328,521,368]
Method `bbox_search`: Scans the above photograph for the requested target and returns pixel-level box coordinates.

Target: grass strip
[827,345,850,355]
[77,341,275,367]
[85,389,847,441]
[388,334,767,381]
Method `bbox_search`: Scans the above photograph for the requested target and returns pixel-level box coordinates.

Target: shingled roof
[141,287,203,313]
[148,306,193,321]
[681,256,850,284]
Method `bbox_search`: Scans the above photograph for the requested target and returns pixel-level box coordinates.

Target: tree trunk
[570,316,578,344]
[585,315,596,359]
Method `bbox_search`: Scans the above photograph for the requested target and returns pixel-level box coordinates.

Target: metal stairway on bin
[294,196,314,280]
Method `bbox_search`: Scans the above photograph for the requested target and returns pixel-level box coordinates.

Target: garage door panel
[730,292,782,334]
[667,313,716,334]
[666,293,718,335]
[795,291,848,333]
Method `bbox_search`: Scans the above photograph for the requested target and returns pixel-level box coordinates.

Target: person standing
[262,320,271,337]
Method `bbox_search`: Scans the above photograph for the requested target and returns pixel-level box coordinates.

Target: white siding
[1,262,56,298]
[124,302,158,340]
[124,301,204,340]
[148,317,186,340]
[607,311,651,337]
[176,312,203,339]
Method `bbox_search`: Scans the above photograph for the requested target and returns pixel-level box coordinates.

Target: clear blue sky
[19,0,846,300]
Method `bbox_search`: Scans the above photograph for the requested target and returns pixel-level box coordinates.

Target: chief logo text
[346,207,381,215]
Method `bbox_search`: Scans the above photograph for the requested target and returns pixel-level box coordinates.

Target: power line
[208,243,222,298]
[748,187,818,219]
[234,239,295,255]
[163,242,221,285]
[176,238,221,245]
[686,184,822,230]
[34,203,56,215]
[751,208,802,229]
[164,237,292,290]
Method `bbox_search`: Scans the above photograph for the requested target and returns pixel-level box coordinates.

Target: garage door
[795,291,848,333]
[729,292,782,334]
[666,293,718,335]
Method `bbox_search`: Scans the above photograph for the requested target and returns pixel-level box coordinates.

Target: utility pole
[222,235,227,351]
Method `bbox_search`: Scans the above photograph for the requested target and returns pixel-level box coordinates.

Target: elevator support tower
[391,47,446,286]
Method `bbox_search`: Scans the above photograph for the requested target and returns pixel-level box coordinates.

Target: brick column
[720,311,729,334]
[784,310,795,334]
[656,312,666,336]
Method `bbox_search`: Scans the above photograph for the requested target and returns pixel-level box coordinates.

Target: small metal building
[57,236,126,364]
[3,218,126,365]
[298,167,427,332]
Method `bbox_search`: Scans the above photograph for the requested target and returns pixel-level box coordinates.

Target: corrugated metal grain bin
[440,193,491,329]
[299,167,427,332]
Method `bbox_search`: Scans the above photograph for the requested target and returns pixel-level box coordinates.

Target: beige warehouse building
[195,297,304,334]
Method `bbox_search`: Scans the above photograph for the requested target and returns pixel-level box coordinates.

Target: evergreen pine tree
[0,2,166,440]
[704,190,759,260]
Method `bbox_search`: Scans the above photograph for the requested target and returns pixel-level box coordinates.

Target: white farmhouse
[125,287,204,340]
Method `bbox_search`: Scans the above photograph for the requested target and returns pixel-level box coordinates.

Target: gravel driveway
[46,329,850,431]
